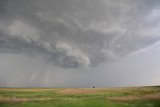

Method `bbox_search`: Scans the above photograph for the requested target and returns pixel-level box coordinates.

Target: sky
[0,0,160,88]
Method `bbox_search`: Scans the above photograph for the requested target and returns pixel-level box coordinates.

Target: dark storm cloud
[0,0,160,68]
[1,0,160,87]
[0,32,86,68]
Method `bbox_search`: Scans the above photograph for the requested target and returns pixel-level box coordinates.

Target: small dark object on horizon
[93,86,95,88]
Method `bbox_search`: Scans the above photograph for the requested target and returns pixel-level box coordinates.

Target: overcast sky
[0,0,160,87]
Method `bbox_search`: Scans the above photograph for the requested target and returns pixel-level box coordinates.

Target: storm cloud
[0,0,160,87]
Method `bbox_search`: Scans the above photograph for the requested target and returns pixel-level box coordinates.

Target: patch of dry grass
[59,88,99,94]
[0,96,53,103]
[109,93,160,102]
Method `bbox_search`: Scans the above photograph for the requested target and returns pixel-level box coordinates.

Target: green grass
[0,86,160,107]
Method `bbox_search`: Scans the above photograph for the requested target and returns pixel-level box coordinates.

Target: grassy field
[0,86,160,107]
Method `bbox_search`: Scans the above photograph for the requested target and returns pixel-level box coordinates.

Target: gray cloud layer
[0,0,160,87]
[1,0,160,68]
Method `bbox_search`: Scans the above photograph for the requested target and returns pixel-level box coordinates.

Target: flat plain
[0,86,160,107]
